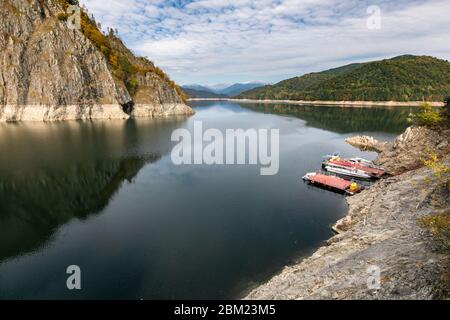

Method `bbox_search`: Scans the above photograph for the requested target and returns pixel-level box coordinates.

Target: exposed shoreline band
[188,98,445,107]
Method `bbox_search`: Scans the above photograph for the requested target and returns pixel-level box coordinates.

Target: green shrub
[125,78,139,96]
[409,102,443,127]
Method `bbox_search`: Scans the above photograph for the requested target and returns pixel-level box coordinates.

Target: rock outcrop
[245,127,449,300]
[346,127,450,175]
[345,136,388,153]
[0,0,193,121]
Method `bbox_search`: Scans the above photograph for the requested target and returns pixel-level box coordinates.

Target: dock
[302,172,363,195]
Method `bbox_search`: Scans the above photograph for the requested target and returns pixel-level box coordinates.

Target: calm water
[0,102,414,299]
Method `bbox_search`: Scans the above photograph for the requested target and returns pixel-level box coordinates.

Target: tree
[410,102,443,127]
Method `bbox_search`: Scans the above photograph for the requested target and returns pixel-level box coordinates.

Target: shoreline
[188,98,445,107]
[245,126,449,300]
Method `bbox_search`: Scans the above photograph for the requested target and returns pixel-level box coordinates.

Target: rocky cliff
[245,126,449,300]
[0,0,193,121]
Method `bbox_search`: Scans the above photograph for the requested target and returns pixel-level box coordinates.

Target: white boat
[348,157,384,169]
[324,164,372,179]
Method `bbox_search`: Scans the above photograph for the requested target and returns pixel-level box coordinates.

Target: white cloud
[79,0,450,85]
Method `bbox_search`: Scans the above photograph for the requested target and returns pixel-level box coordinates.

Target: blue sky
[79,0,450,86]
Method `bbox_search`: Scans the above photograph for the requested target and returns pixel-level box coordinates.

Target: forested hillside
[238,56,450,102]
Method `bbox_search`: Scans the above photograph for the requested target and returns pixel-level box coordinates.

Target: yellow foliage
[422,151,450,190]
[419,211,450,248]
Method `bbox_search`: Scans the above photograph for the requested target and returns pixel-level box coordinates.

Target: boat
[324,163,372,179]
[323,156,385,178]
[327,159,385,178]
[302,172,363,195]
[348,157,374,166]
[348,157,385,170]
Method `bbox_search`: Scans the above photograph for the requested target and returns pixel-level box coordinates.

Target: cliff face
[106,35,192,118]
[0,0,192,122]
[246,127,449,300]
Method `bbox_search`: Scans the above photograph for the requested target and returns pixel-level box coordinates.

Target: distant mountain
[238,55,450,102]
[182,87,227,99]
[182,84,215,93]
[208,83,233,92]
[182,82,267,98]
[220,82,267,96]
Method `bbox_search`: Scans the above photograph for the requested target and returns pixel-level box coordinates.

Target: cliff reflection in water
[239,103,416,134]
[0,117,189,262]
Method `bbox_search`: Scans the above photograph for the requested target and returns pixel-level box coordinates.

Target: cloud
[79,0,450,85]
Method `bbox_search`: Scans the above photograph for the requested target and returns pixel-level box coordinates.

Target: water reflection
[0,117,190,262]
[238,103,415,133]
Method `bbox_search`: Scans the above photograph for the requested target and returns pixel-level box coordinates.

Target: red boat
[302,172,364,195]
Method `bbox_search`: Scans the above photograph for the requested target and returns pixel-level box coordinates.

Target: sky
[79,0,450,86]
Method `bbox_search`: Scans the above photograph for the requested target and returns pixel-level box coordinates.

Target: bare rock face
[0,0,192,122]
[0,0,129,121]
[132,103,195,118]
[131,73,194,118]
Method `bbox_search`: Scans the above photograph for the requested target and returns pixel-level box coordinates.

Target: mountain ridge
[182,87,228,99]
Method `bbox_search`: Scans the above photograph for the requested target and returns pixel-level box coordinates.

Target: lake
[0,101,414,299]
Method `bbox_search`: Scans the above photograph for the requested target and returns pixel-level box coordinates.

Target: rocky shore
[245,126,449,300]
